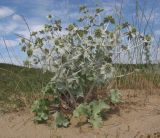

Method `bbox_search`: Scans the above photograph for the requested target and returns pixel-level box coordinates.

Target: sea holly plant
[20,5,151,127]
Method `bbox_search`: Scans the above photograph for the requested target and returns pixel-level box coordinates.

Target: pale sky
[0,0,159,65]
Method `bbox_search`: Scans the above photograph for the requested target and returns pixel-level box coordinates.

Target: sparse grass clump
[0,63,52,111]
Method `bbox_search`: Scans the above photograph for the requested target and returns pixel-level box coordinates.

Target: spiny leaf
[104,15,115,24]
[54,112,69,128]
[88,116,103,128]
[73,103,90,117]
[80,5,86,12]
[32,99,50,123]
[94,28,102,38]
[67,24,75,31]
[96,8,104,13]
[27,49,33,57]
[90,100,110,118]
[110,89,122,104]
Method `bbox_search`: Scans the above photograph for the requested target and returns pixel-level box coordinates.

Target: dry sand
[0,89,160,138]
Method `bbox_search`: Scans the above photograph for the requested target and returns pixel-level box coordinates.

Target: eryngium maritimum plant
[20,5,151,127]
